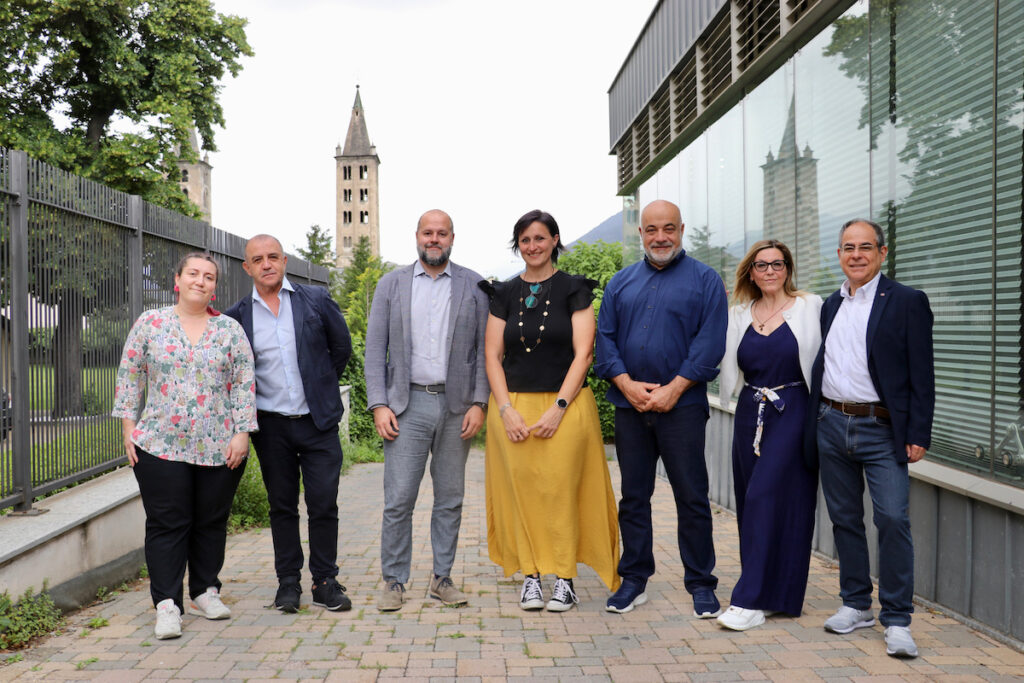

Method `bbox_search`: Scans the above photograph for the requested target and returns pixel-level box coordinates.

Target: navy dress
[729,323,817,616]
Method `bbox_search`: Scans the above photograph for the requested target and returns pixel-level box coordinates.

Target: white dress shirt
[821,271,882,403]
[251,276,310,415]
[409,261,452,386]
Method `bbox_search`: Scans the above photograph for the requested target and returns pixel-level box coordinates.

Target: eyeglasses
[752,260,787,273]
[841,243,878,254]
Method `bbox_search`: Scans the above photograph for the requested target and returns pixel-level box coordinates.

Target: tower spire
[342,85,374,157]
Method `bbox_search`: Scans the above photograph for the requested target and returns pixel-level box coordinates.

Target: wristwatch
[473,402,488,411]
[555,397,569,410]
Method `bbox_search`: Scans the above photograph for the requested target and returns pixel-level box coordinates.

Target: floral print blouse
[112,307,258,466]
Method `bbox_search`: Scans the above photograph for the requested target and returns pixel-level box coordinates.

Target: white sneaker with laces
[824,605,875,634]
[884,625,918,658]
[519,576,544,610]
[191,586,231,620]
[716,605,765,631]
[154,599,182,639]
[546,578,579,612]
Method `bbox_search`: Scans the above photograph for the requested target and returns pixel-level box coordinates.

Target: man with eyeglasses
[595,199,728,617]
[804,218,934,658]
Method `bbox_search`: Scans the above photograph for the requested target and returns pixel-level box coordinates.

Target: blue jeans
[614,403,717,593]
[380,388,470,584]
[816,402,913,627]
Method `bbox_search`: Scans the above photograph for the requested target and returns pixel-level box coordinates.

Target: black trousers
[252,412,343,583]
[132,448,246,611]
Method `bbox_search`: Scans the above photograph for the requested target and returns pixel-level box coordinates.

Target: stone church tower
[761,97,819,286]
[335,86,380,267]
[177,129,212,223]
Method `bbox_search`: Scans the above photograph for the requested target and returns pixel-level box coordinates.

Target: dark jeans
[252,412,343,583]
[132,448,246,612]
[816,402,914,627]
[614,403,718,593]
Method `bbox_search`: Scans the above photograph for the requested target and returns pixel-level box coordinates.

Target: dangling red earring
[210,294,216,301]
[174,285,179,292]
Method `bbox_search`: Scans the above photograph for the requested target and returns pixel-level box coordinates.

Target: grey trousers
[380,389,471,584]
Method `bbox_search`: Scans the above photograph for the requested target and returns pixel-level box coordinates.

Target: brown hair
[175,251,219,280]
[731,239,800,305]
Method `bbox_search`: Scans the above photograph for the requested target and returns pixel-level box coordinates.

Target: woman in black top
[480,210,620,613]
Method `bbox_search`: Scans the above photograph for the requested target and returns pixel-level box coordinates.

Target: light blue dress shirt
[409,261,452,386]
[251,276,310,415]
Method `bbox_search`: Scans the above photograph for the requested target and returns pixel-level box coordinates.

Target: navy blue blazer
[803,274,934,469]
[225,282,352,432]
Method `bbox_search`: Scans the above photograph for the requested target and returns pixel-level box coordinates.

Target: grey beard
[419,245,452,267]
[644,243,682,267]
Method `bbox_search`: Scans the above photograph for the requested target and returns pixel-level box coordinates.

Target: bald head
[417,209,453,232]
[245,233,284,256]
[640,200,682,227]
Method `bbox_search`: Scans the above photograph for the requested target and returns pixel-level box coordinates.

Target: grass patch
[341,437,383,474]
[228,446,270,533]
[0,584,65,650]
[28,365,117,414]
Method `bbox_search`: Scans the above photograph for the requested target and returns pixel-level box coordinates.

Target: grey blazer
[364,262,490,416]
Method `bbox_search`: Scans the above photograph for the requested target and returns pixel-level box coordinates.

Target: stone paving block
[6,456,1023,682]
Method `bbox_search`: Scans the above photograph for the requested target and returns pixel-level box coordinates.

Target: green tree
[0,0,252,216]
[296,224,335,268]
[331,236,374,306]
[330,239,391,443]
[558,240,624,442]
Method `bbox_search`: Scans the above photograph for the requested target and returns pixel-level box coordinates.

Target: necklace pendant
[525,294,537,308]
[525,347,532,353]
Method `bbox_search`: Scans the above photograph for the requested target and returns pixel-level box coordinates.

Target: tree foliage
[0,0,252,216]
[558,240,624,442]
[296,224,335,268]
[332,236,391,443]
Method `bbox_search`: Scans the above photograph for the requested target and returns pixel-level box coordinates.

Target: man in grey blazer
[365,209,489,611]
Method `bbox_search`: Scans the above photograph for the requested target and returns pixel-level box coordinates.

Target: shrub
[558,240,624,443]
[228,448,270,533]
[0,585,64,650]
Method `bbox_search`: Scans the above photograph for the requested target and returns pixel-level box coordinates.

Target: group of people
[114,199,933,660]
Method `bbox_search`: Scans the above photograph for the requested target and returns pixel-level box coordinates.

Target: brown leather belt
[821,398,890,419]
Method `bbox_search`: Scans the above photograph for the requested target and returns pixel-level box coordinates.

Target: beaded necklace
[517,276,553,353]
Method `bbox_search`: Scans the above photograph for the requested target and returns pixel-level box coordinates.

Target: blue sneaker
[692,588,722,618]
[605,578,648,613]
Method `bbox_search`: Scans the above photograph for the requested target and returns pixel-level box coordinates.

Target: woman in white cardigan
[716,239,822,632]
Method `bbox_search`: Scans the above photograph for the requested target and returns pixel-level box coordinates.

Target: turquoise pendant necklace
[518,277,553,353]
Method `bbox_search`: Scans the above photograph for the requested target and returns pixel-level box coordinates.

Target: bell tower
[335,86,381,267]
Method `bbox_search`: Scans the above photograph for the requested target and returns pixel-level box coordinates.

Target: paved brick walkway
[3,451,1023,681]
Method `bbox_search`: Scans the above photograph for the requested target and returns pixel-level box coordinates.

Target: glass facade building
[628,0,1023,487]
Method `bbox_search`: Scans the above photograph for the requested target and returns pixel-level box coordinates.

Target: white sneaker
[824,605,875,634]
[716,605,765,631]
[546,578,579,612]
[884,625,919,658]
[519,576,544,610]
[191,587,231,620]
[154,599,182,639]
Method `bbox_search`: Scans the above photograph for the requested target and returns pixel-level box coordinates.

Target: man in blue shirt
[364,209,490,612]
[596,200,728,616]
[226,235,352,614]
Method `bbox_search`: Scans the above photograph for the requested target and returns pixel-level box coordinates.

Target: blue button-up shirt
[595,250,727,410]
[251,276,309,415]
[409,261,452,385]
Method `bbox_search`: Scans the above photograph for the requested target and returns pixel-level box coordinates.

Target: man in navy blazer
[805,219,934,658]
[226,234,352,613]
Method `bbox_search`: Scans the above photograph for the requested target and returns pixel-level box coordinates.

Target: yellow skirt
[486,387,621,590]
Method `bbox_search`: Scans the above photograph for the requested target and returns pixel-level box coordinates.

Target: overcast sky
[207,0,653,278]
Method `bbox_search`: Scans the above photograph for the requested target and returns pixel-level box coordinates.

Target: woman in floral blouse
[112,252,258,640]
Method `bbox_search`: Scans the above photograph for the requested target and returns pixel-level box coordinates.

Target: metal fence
[0,148,330,512]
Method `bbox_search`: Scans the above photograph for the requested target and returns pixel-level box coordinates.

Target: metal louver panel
[737,0,781,69]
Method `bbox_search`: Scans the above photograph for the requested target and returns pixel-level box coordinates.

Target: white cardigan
[718,293,823,407]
